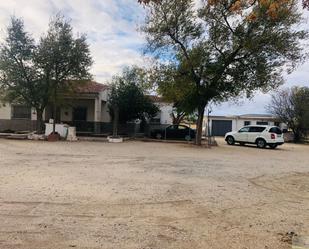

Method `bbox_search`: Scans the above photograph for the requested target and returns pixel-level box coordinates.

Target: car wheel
[256,139,266,149]
[156,133,162,139]
[185,135,192,141]
[226,136,235,145]
[269,144,278,149]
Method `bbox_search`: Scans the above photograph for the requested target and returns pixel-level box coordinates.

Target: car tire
[156,133,162,139]
[256,138,266,149]
[226,136,235,145]
[269,144,278,149]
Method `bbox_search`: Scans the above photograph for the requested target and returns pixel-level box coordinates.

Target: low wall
[64,121,140,136]
[0,119,166,136]
[0,119,37,132]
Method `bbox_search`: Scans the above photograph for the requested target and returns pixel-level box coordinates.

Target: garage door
[211,120,232,136]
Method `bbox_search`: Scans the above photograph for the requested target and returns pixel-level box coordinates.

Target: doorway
[73,107,87,121]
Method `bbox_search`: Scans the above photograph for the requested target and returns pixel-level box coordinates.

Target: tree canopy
[108,67,159,136]
[0,16,92,134]
[0,17,49,133]
[149,64,196,124]
[37,15,93,133]
[139,0,309,10]
[267,87,309,142]
[141,0,307,145]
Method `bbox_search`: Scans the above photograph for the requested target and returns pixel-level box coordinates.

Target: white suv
[225,125,284,149]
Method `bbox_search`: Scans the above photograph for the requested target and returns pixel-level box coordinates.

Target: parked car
[225,125,284,149]
[151,125,196,141]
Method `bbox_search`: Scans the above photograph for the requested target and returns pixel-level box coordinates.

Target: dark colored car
[151,125,196,141]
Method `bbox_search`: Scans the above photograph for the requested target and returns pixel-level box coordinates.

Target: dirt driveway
[0,138,308,249]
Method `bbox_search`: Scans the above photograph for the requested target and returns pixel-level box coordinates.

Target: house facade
[147,96,173,125]
[204,114,286,136]
[0,104,38,132]
[0,81,173,134]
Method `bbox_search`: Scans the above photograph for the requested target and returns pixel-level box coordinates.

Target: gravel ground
[0,138,308,249]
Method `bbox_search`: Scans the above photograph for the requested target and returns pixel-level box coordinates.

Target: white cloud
[0,0,146,83]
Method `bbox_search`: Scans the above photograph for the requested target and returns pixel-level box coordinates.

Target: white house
[204,114,286,136]
[0,81,173,134]
[147,96,173,125]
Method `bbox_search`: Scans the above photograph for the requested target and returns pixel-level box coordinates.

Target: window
[244,121,251,126]
[239,127,250,133]
[249,126,266,133]
[269,127,283,134]
[167,125,177,130]
[256,121,269,125]
[12,105,31,119]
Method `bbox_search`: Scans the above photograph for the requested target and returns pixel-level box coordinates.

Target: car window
[269,127,283,134]
[167,125,176,130]
[239,127,250,133]
[249,127,266,132]
[178,126,188,130]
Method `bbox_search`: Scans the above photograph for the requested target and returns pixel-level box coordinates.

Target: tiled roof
[72,80,109,94]
[147,95,171,103]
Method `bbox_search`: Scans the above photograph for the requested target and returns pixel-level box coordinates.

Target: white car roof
[244,125,276,128]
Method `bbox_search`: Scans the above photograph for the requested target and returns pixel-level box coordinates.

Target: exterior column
[94,97,102,134]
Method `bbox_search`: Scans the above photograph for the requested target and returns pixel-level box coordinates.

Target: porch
[45,94,110,135]
[44,97,139,136]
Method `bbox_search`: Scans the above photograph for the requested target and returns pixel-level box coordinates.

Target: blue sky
[0,0,308,115]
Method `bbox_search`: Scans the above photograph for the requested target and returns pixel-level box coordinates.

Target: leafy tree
[267,87,309,142]
[0,17,49,133]
[139,0,309,10]
[149,64,195,124]
[141,0,307,145]
[0,16,92,135]
[36,15,92,134]
[108,67,159,137]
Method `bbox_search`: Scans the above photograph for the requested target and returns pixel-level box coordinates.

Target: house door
[73,107,87,121]
[211,120,232,136]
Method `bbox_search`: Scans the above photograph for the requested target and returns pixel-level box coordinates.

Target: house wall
[234,119,276,130]
[160,104,173,124]
[0,104,11,120]
[0,89,172,133]
[0,103,37,131]
[101,102,111,122]
[155,103,173,125]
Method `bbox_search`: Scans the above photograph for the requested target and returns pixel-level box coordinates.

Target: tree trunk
[36,109,44,134]
[112,106,119,137]
[293,128,301,143]
[195,104,206,146]
[52,86,57,134]
[172,112,186,125]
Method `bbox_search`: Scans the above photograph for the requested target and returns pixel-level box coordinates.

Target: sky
[0,0,308,116]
